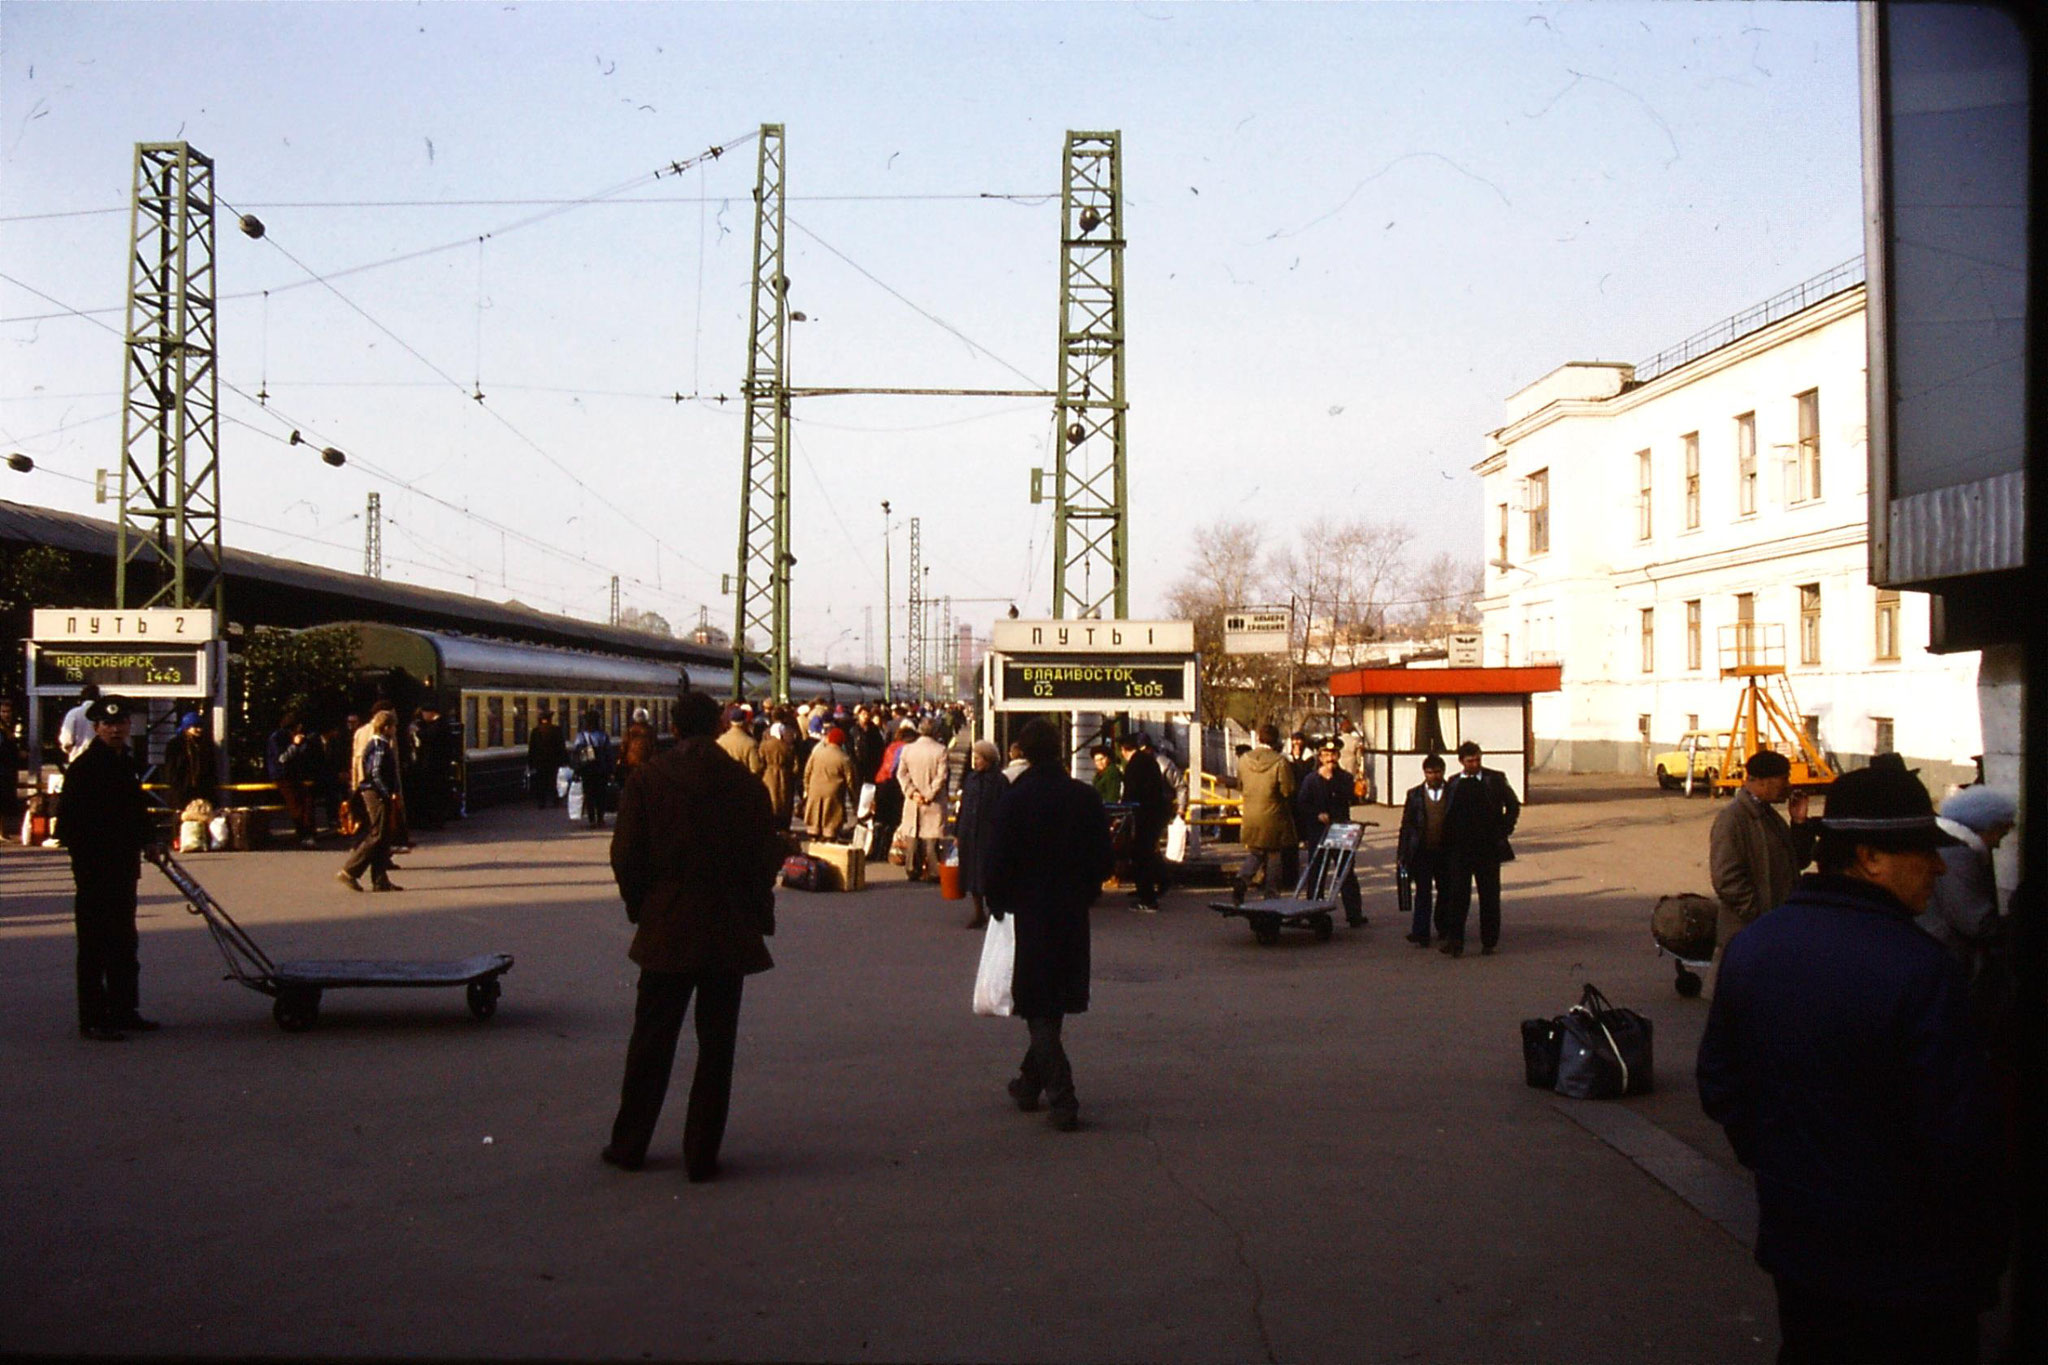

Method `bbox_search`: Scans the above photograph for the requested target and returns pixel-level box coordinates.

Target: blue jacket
[1697,873,2008,1306]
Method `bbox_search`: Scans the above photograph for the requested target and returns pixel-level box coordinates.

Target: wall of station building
[1476,284,1982,791]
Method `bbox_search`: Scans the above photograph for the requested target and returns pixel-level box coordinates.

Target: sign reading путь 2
[30,647,204,691]
[1000,662,1189,706]
[32,608,215,642]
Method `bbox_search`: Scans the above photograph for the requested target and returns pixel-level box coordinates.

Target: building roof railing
[1632,256,1865,386]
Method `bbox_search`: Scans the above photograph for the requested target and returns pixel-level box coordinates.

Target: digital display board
[1001,661,1188,705]
[30,647,204,691]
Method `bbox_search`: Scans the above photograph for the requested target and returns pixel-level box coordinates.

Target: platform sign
[990,619,1194,654]
[32,608,215,643]
[29,645,206,692]
[1223,608,1291,655]
[997,659,1193,708]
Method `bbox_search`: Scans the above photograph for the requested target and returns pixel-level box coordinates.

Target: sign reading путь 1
[989,619,1195,654]
[1000,662,1188,705]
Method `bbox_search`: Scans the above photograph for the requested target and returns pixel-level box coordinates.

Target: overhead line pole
[730,123,790,702]
[1051,131,1129,621]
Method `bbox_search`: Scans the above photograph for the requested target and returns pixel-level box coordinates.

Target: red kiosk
[1326,663,1562,805]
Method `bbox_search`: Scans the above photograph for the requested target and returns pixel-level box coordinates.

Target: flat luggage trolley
[147,847,514,1032]
[1210,822,1364,945]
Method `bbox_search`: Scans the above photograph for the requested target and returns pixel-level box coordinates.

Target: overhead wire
[0,192,1056,223]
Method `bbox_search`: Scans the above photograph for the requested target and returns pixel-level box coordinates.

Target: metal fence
[1633,256,1866,386]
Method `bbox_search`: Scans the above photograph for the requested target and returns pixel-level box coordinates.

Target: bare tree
[617,607,674,638]
[1165,518,1286,726]
[1393,552,1483,644]
[1273,517,1413,666]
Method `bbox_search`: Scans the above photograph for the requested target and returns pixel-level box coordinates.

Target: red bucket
[938,861,964,900]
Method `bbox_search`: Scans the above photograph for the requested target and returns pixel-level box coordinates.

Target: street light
[287,430,346,467]
[880,500,894,703]
[6,453,31,473]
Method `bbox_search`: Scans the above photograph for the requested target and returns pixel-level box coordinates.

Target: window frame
[1635,449,1653,541]
[1685,599,1702,671]
[1793,389,1821,504]
[1798,583,1822,666]
[1640,606,1655,673]
[1526,469,1550,556]
[1682,432,1701,530]
[1874,588,1901,661]
[1735,412,1758,517]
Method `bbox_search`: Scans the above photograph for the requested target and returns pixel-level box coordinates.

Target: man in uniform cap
[1699,764,2008,1363]
[57,696,159,1040]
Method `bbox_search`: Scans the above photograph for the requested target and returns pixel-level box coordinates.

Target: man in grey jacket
[1708,749,1814,961]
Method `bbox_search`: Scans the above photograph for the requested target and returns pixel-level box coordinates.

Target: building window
[1735,412,1758,516]
[1734,591,1757,666]
[1526,469,1549,555]
[1635,449,1653,541]
[1799,583,1821,665]
[1873,717,1895,756]
[1686,712,1699,732]
[1640,607,1655,673]
[1496,502,1509,572]
[1685,599,1702,670]
[1875,589,1901,661]
[1793,389,1821,503]
[1683,432,1700,529]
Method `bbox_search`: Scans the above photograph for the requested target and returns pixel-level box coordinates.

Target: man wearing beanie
[1708,747,1815,968]
[1699,764,2008,1363]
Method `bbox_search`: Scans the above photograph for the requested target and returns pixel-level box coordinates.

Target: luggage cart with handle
[1208,823,1366,945]
[147,846,514,1032]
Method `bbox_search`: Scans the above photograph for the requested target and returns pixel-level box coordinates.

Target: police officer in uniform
[57,696,159,1041]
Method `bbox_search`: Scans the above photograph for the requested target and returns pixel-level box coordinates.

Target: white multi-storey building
[1474,262,1981,787]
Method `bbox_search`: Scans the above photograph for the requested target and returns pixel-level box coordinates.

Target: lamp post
[880,500,894,703]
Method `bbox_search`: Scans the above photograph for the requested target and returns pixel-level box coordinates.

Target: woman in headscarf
[955,739,1008,930]
[1921,784,2019,1040]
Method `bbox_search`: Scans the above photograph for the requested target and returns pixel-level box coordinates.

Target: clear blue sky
[1,1,1864,665]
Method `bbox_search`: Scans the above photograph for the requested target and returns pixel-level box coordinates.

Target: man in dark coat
[1117,733,1173,914]
[57,696,158,1040]
[603,691,785,1181]
[1698,764,2007,1363]
[1436,740,1520,957]
[528,708,567,809]
[1395,754,1453,946]
[1293,738,1364,927]
[985,718,1114,1132]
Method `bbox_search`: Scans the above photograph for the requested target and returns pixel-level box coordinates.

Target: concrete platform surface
[0,777,1775,1363]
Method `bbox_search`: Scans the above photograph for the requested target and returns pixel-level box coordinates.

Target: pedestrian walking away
[1116,733,1173,913]
[1295,737,1364,926]
[1698,763,2008,1364]
[1706,748,1814,991]
[801,726,856,841]
[56,696,159,1040]
[570,711,616,828]
[1232,724,1300,903]
[1396,754,1454,946]
[1436,741,1520,956]
[603,690,784,1182]
[337,710,403,892]
[984,718,1114,1132]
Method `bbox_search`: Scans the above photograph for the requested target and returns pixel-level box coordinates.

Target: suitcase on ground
[780,853,828,892]
[804,840,866,892]
[225,807,268,852]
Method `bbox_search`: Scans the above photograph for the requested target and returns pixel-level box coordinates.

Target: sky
[0,1,1866,669]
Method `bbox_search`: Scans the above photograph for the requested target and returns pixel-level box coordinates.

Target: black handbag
[1553,982,1654,1099]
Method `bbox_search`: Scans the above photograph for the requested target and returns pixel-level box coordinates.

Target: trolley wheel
[1312,914,1334,942]
[274,988,321,1033]
[1252,915,1282,946]
[1675,966,1704,998]
[467,978,502,1020]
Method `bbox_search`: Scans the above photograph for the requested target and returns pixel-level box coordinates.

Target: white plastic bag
[565,778,584,822]
[1163,815,1190,863]
[207,813,231,851]
[179,819,207,853]
[972,914,1015,1017]
[557,764,575,798]
[855,782,877,824]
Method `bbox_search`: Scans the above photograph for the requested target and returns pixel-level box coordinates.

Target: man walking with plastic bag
[984,718,1113,1132]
